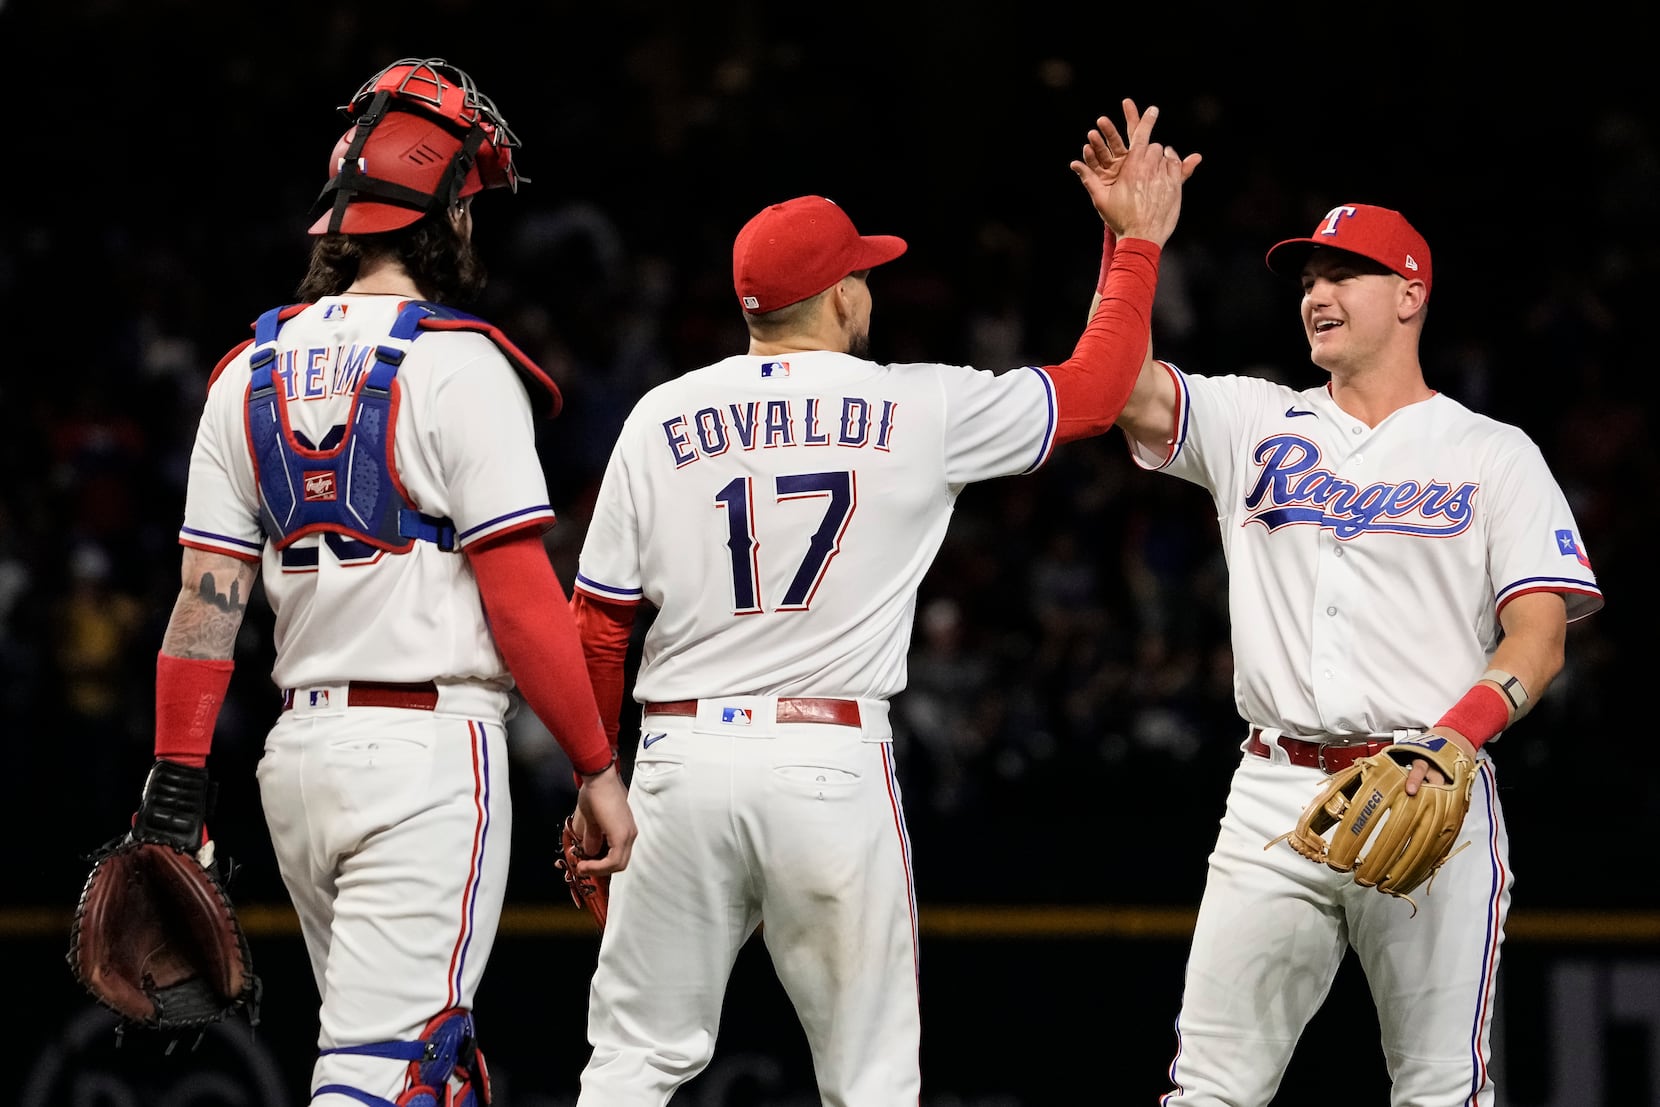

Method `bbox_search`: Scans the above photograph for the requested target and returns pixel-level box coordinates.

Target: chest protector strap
[247,302,460,553]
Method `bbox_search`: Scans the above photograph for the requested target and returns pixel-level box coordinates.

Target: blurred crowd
[7,5,1656,911]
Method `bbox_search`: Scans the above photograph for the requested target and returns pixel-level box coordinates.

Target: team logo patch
[304,471,338,502]
[1556,529,1591,568]
[1243,434,1477,540]
[720,706,754,725]
[760,361,791,378]
[322,303,349,320]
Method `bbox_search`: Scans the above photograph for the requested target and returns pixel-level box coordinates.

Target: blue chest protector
[246,300,529,555]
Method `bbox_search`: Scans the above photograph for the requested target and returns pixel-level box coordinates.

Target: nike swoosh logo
[1285,406,1316,419]
[641,732,667,749]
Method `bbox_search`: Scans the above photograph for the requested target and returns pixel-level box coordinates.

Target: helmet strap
[314,94,492,234]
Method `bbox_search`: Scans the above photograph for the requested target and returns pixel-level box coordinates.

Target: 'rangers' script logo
[304,471,338,502]
[1244,435,1476,539]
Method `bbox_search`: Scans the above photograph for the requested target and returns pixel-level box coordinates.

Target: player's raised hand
[1071,99,1201,246]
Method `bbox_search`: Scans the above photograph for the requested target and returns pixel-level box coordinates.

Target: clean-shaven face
[1298,248,1406,373]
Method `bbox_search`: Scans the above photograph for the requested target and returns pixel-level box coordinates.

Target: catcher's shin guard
[315,1008,490,1107]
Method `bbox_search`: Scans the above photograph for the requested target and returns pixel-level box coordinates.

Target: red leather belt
[645,698,863,727]
[282,681,440,712]
[1246,727,1393,774]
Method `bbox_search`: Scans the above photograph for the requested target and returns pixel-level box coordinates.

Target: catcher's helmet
[308,58,525,236]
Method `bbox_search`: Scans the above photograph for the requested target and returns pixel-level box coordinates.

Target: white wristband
[1481,669,1529,716]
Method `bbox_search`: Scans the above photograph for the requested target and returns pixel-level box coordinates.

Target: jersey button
[1326,606,1337,616]
[1334,547,1345,558]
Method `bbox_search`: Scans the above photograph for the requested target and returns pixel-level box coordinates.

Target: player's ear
[833,271,869,315]
[449,198,474,239]
[1398,277,1429,323]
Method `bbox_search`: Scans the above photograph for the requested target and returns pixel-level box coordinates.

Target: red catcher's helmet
[308,58,526,236]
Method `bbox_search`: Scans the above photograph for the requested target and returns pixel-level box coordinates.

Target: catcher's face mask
[308,57,526,236]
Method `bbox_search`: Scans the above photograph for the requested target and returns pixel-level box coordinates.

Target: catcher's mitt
[555,814,608,931]
[68,760,260,1032]
[1273,734,1476,913]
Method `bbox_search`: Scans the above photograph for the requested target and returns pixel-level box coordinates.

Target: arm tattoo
[162,570,252,660]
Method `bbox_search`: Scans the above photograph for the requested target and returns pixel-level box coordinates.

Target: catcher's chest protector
[245,302,459,554]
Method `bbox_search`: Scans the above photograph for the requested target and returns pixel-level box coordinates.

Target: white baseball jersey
[181,293,551,1102]
[574,350,1062,700]
[572,349,1061,1106]
[1143,362,1604,1107]
[1130,363,1603,736]
[181,294,556,690]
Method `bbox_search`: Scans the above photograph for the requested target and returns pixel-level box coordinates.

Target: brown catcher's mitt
[67,759,259,1032]
[555,814,609,931]
[1274,734,1476,913]
[68,836,260,1030]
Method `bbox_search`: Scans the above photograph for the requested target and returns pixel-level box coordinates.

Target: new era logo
[304,471,337,501]
[1404,255,1421,273]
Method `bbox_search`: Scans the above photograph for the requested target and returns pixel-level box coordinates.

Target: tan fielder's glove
[1274,734,1476,913]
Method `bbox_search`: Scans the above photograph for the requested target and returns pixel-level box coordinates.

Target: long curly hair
[295,210,488,305]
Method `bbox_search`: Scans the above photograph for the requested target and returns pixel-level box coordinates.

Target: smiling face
[1298,247,1423,375]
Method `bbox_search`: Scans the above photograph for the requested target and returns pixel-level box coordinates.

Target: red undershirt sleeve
[465,531,613,775]
[570,590,638,752]
[1044,236,1161,446]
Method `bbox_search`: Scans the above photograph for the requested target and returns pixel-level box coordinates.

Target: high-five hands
[1071,99,1203,246]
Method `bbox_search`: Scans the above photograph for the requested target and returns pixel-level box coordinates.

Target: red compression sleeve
[1047,237,1161,446]
[570,590,637,752]
[1435,683,1510,751]
[1095,224,1118,295]
[154,652,234,767]
[466,531,613,775]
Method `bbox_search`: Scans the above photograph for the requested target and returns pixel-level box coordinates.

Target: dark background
[4,1,1656,1103]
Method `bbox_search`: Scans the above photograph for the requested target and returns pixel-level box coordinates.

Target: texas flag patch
[760,361,791,379]
[720,706,754,725]
[1555,529,1592,568]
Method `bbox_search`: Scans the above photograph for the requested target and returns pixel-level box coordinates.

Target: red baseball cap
[732,196,908,314]
[1265,204,1433,296]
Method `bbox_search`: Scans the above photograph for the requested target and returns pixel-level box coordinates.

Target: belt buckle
[1316,736,1374,774]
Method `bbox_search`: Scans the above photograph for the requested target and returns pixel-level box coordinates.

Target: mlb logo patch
[720,706,754,725]
[761,361,791,379]
[304,471,338,502]
[322,303,349,320]
[308,689,330,708]
[1555,529,1591,568]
